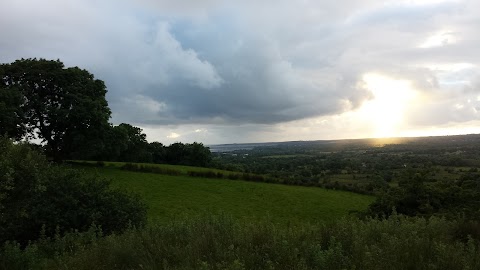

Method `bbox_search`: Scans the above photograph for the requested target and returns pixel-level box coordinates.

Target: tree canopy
[0,58,111,160]
[95,123,212,166]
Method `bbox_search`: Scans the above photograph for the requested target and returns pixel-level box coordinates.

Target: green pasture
[79,166,374,225]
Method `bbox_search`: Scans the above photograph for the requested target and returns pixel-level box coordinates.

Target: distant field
[78,166,375,225]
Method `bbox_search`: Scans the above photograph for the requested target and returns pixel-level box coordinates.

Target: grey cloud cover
[1,0,480,143]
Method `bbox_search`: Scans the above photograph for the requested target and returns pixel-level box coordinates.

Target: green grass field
[79,166,374,225]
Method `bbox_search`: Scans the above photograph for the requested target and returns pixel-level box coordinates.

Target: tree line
[94,123,212,166]
[0,58,211,166]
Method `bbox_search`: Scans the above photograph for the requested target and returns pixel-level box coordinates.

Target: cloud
[167,132,180,139]
[1,0,480,143]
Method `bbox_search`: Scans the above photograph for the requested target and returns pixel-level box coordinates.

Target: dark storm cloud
[138,34,369,124]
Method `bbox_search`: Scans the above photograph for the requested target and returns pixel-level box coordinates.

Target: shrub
[0,137,147,245]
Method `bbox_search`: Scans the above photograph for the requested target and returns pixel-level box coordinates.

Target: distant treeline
[86,123,212,167]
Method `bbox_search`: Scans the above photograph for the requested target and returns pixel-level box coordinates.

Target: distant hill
[209,133,480,152]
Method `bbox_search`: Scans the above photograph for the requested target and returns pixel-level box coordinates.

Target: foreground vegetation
[2,214,480,270]
[0,138,147,246]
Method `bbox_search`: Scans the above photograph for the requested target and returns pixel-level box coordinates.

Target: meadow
[78,165,374,225]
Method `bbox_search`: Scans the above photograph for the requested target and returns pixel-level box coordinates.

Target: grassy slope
[81,166,374,225]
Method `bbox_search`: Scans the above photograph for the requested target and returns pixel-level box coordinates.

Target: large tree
[0,81,24,139]
[0,58,111,160]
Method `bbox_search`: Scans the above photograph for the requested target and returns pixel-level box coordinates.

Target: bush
[0,137,147,245]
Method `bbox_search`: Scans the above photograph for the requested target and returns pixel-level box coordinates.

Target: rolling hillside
[78,164,374,224]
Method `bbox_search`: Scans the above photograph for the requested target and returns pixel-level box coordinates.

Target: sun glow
[359,73,417,138]
[418,30,457,48]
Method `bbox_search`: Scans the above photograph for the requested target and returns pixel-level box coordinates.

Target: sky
[1,0,480,145]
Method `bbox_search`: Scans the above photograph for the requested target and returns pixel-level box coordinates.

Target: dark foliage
[120,163,181,176]
[93,123,212,167]
[0,137,147,245]
[0,58,111,161]
[367,171,480,220]
[0,75,24,140]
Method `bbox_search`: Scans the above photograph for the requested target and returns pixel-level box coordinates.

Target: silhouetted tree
[165,142,187,165]
[116,123,151,163]
[149,141,166,164]
[0,58,111,161]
